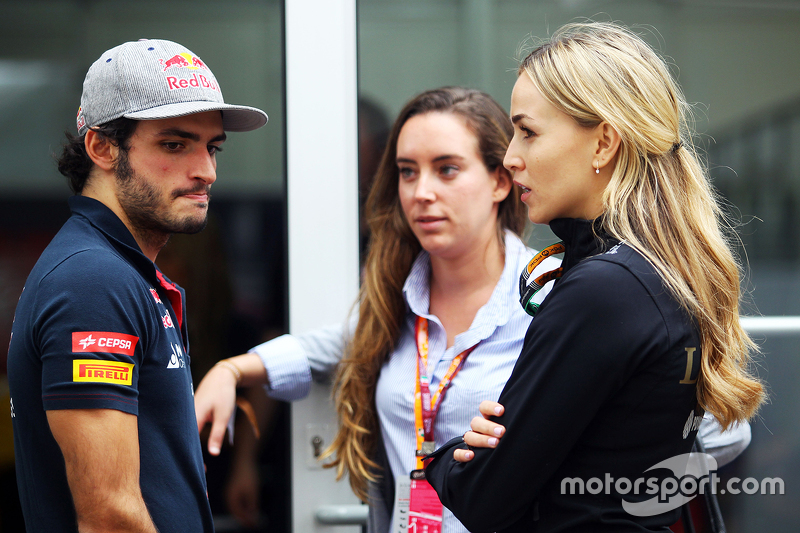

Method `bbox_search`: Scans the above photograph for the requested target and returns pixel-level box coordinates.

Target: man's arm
[47,409,159,533]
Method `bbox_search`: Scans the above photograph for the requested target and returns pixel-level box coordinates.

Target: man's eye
[208,145,223,155]
[163,142,183,151]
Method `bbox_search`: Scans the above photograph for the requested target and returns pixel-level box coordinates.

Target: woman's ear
[492,167,514,203]
[84,129,119,172]
[594,122,621,171]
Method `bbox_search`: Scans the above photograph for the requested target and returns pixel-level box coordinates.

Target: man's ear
[84,129,119,172]
[492,167,514,203]
[594,122,621,170]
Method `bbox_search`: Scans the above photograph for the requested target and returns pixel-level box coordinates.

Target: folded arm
[424,261,671,531]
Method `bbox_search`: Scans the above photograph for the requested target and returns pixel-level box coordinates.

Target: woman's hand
[194,361,240,455]
[195,353,268,455]
[453,401,506,462]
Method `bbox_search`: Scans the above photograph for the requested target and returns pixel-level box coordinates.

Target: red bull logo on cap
[158,53,220,94]
[76,107,86,132]
[159,53,208,72]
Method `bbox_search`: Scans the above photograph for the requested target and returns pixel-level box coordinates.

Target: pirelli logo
[72,331,138,356]
[73,360,134,386]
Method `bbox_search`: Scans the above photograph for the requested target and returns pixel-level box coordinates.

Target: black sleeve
[425,259,667,532]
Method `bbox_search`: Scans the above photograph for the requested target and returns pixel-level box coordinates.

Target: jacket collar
[549,217,618,275]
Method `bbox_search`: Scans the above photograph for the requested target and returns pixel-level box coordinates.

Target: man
[7,39,267,532]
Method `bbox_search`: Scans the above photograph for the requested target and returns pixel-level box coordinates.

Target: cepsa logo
[72,331,139,357]
[158,53,220,94]
[73,360,134,386]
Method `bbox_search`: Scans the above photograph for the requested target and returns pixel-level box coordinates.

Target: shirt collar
[68,195,163,283]
[403,230,528,350]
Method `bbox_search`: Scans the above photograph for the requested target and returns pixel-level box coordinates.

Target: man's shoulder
[36,217,131,279]
[29,227,143,306]
[48,247,135,281]
[36,244,133,286]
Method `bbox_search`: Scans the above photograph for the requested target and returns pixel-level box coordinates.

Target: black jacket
[425,218,703,532]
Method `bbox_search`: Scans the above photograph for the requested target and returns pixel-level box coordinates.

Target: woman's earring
[595,161,600,174]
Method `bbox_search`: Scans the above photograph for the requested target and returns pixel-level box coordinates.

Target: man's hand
[47,409,159,533]
[453,401,506,462]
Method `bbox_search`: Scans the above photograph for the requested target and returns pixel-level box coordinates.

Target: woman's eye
[440,165,459,177]
[520,126,535,139]
[398,167,415,179]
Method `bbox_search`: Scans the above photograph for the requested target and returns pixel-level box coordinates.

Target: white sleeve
[251,314,358,402]
[698,412,752,468]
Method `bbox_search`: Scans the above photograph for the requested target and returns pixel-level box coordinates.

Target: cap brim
[125,101,268,132]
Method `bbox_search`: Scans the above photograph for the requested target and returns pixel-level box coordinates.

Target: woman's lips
[415,216,446,230]
[514,180,531,193]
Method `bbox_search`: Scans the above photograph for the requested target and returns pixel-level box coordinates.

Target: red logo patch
[72,332,138,356]
[162,313,174,329]
[149,288,162,304]
[76,107,86,131]
[158,53,208,72]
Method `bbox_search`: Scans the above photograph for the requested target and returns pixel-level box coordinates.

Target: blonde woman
[424,22,765,533]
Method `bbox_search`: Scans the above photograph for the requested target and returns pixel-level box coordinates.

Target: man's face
[115,111,226,237]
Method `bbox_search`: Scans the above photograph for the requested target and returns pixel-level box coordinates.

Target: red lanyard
[413,316,477,469]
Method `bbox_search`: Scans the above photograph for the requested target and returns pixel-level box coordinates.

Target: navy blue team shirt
[8,195,213,532]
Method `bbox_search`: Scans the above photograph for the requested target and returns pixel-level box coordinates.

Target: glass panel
[358,1,799,531]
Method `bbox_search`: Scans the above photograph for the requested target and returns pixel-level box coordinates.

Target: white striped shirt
[254,231,537,533]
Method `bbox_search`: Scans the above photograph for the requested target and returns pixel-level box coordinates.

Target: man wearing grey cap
[7,39,267,532]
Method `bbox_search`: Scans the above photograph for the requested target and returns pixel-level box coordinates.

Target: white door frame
[284,0,363,531]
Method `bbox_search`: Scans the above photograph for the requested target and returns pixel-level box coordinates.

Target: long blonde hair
[519,22,763,428]
[323,87,525,501]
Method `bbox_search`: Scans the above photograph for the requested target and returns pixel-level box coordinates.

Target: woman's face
[504,74,608,225]
[397,112,510,260]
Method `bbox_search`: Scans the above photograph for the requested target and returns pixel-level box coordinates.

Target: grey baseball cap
[76,39,268,135]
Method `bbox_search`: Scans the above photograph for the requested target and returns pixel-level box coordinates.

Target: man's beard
[114,149,210,238]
